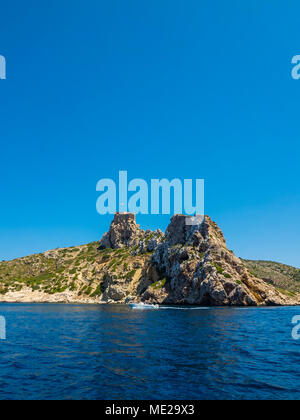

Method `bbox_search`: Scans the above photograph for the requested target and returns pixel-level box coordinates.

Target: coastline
[0,289,300,307]
[0,288,103,305]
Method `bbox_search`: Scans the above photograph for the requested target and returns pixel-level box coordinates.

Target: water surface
[0,303,299,400]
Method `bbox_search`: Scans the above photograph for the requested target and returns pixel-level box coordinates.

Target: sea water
[0,303,300,400]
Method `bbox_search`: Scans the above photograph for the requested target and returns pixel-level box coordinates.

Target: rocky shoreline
[0,288,102,304]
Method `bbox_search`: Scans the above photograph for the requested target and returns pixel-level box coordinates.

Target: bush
[91,285,102,297]
[70,282,76,291]
[150,278,167,290]
[125,270,136,279]
[85,287,93,295]
[212,263,224,274]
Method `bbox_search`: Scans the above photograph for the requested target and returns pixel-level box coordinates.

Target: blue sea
[0,303,300,400]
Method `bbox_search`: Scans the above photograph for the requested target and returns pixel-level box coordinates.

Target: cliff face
[99,213,142,249]
[99,212,164,252]
[142,215,295,306]
[0,213,299,306]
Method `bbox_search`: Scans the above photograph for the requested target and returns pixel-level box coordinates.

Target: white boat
[129,302,159,310]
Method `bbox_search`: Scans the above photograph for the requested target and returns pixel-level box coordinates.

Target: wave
[129,303,210,310]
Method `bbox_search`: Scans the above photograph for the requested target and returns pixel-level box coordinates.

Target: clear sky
[0,0,300,267]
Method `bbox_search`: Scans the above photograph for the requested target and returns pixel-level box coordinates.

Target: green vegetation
[114,248,127,255]
[212,263,224,274]
[0,242,101,295]
[150,278,167,290]
[78,285,88,296]
[125,270,136,279]
[277,288,296,298]
[85,287,93,296]
[69,282,76,291]
[91,285,102,297]
[108,259,117,268]
[243,259,300,294]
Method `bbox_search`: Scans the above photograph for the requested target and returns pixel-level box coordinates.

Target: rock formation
[142,215,294,306]
[0,213,299,306]
[99,212,164,253]
[98,213,141,249]
[99,213,298,306]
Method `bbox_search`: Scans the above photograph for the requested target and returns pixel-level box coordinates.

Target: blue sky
[0,0,300,267]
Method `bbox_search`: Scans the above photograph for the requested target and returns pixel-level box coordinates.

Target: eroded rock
[99,213,143,249]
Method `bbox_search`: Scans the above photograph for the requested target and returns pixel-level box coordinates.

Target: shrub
[212,263,224,274]
[150,278,167,290]
[78,285,87,296]
[85,287,93,295]
[125,270,136,279]
[70,282,76,291]
[91,285,102,297]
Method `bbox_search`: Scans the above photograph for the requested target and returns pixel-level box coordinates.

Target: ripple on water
[0,304,300,400]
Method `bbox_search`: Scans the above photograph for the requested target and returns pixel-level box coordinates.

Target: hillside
[0,213,299,306]
[243,259,300,297]
[0,240,156,303]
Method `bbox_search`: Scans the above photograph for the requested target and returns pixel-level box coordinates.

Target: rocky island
[0,213,299,306]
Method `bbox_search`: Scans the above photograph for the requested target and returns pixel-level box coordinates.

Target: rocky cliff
[0,213,299,306]
[141,215,296,306]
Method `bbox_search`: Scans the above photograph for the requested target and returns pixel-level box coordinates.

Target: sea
[0,303,300,400]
